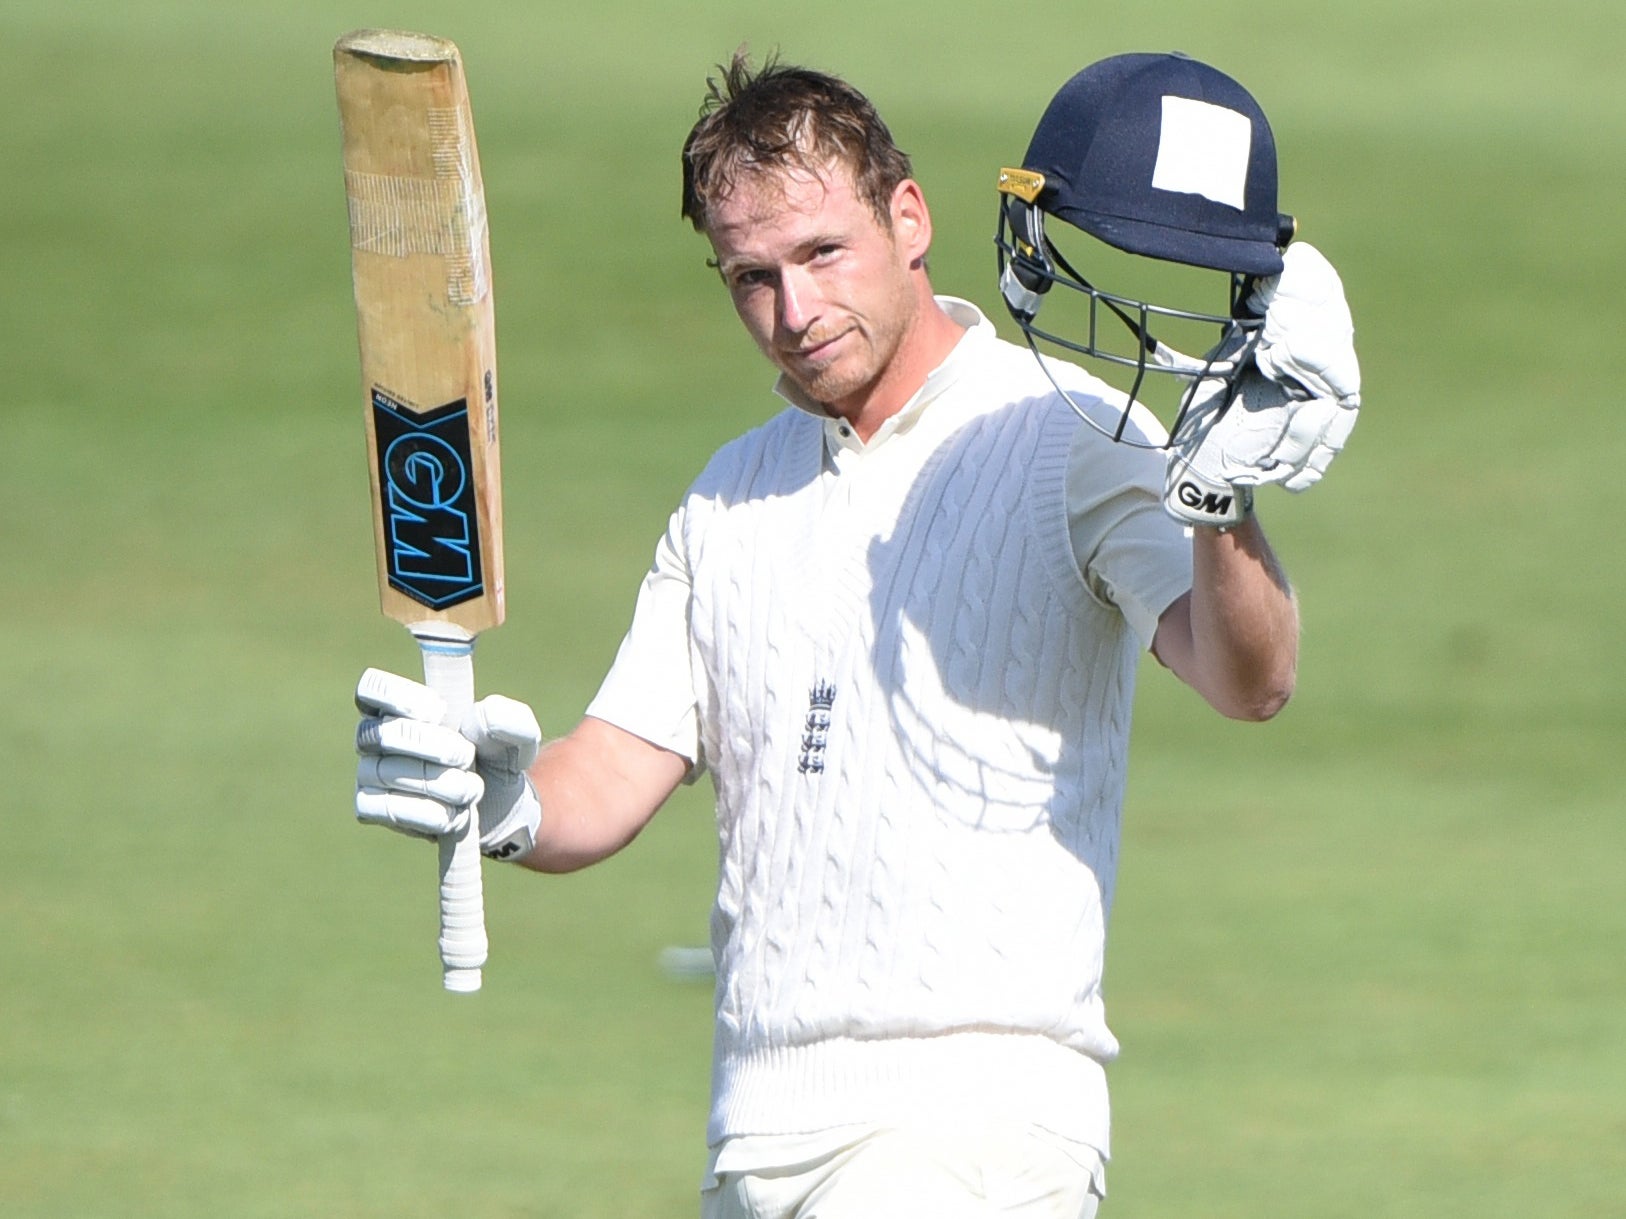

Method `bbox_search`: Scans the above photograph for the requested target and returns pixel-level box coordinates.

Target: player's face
[706,160,923,425]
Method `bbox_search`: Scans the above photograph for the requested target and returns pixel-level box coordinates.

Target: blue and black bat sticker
[372,388,484,609]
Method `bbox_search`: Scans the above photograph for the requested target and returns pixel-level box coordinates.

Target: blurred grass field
[3,1,1623,1215]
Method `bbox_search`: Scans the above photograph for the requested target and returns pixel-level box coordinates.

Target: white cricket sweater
[677,325,1156,1156]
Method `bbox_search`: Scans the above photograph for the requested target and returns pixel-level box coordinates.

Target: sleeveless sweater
[679,332,1144,1155]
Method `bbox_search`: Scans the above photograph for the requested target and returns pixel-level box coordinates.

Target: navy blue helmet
[996,53,1297,445]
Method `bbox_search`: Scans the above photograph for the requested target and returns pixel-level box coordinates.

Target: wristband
[1165,461,1254,528]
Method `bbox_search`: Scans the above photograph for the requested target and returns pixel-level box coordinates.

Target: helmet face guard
[996,54,1295,448]
[996,178,1264,448]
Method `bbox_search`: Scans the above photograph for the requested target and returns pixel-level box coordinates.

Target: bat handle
[413,624,488,993]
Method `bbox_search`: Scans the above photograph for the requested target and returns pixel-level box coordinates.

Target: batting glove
[1249,242,1362,412]
[354,668,542,862]
[1163,243,1361,527]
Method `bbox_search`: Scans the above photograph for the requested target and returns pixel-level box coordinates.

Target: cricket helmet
[996,52,1297,445]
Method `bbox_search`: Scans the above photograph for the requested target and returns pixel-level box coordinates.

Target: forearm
[517,716,688,873]
[1158,518,1299,721]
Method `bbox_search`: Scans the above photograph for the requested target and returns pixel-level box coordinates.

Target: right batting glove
[354,668,542,862]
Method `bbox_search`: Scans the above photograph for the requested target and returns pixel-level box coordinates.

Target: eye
[729,267,774,291]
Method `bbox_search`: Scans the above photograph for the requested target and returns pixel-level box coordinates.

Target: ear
[889,178,933,267]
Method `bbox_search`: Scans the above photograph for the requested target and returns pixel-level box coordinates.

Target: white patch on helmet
[1151,96,1252,211]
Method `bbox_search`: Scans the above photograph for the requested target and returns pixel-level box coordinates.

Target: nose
[778,264,820,335]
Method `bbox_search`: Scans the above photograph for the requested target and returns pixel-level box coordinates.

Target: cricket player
[353,50,1360,1217]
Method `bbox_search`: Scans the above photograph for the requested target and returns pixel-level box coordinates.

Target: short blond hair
[680,50,913,233]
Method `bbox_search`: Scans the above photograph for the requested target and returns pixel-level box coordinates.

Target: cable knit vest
[682,342,1139,1154]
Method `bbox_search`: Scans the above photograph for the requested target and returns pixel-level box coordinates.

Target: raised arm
[1152,242,1360,719]
[1152,520,1298,721]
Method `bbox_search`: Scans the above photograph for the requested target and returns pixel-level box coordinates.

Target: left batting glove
[1249,242,1362,412]
[354,668,542,862]
[1163,242,1361,527]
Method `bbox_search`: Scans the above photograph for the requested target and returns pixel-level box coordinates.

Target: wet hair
[680,49,914,233]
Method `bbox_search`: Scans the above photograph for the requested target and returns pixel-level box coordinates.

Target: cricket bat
[334,29,504,993]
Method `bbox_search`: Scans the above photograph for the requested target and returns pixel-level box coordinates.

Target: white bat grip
[415,628,488,993]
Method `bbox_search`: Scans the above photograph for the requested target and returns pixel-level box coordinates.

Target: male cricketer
[351,50,1361,1219]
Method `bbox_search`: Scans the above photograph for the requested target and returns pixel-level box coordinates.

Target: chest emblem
[797,681,837,774]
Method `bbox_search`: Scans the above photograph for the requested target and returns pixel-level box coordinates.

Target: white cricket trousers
[700,1124,1104,1219]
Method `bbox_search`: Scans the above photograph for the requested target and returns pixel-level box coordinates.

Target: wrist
[1165,462,1254,528]
[478,775,542,862]
[1209,490,1256,535]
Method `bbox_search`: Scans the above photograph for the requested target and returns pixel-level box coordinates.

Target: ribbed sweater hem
[708,1030,1111,1157]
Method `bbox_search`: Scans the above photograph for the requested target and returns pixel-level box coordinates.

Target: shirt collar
[772,296,995,455]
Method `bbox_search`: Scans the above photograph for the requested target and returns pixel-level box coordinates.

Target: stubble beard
[781,285,917,416]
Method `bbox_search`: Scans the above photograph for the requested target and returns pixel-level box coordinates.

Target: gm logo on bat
[372,389,484,609]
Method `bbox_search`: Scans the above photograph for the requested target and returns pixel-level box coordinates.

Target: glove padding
[1249,242,1361,408]
[459,693,545,862]
[1163,242,1361,526]
[354,668,542,863]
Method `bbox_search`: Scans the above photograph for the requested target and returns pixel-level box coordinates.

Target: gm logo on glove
[1176,481,1237,517]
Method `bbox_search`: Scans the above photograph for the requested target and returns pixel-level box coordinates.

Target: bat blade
[335,28,504,993]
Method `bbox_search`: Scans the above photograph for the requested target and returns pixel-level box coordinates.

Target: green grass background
[3,1,1622,1215]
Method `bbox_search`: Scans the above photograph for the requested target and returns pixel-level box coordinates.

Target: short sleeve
[584,505,704,776]
[1065,422,1194,650]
